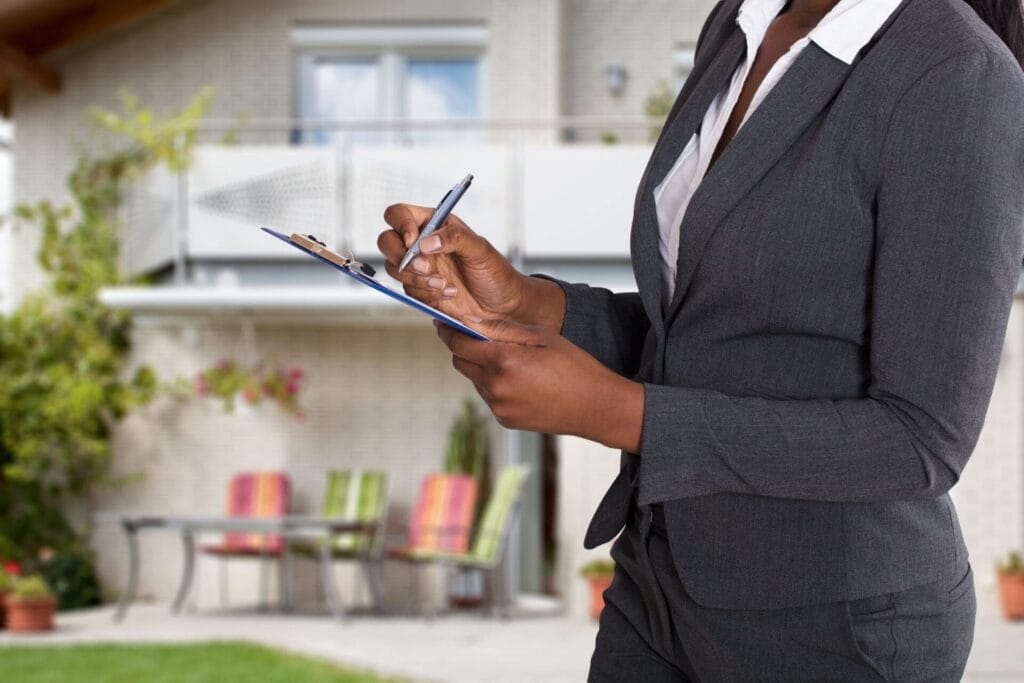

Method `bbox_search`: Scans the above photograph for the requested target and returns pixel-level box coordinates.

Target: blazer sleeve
[635,50,1024,506]
[529,275,650,378]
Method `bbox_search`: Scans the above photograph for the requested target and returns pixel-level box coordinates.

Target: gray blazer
[537,0,1024,609]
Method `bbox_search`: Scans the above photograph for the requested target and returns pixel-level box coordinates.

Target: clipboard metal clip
[291,233,377,278]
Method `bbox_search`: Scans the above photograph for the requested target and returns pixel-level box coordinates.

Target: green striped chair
[391,465,530,618]
[292,470,389,612]
[321,470,389,556]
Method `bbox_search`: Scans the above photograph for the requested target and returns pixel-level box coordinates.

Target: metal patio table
[113,514,377,622]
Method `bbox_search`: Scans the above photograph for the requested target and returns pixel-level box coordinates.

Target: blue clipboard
[261,227,490,341]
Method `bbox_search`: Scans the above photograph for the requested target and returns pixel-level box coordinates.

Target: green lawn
[0,641,405,683]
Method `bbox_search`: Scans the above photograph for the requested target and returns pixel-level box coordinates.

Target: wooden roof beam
[0,42,61,93]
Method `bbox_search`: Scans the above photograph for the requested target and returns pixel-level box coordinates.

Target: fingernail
[428,276,444,289]
[467,314,483,323]
[413,258,430,274]
[443,286,457,297]
[421,235,441,253]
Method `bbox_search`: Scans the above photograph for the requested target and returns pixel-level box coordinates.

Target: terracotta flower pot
[588,575,613,621]
[4,595,57,633]
[998,571,1024,620]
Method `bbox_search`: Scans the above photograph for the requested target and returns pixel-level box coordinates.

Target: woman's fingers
[383,261,458,297]
[378,229,434,275]
[383,203,435,248]
[377,228,407,265]
[437,324,498,366]
[417,220,494,264]
[453,356,487,386]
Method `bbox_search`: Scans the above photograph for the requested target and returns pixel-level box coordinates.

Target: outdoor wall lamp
[603,62,628,96]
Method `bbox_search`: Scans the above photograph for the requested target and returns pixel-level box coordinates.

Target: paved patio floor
[1,591,1022,682]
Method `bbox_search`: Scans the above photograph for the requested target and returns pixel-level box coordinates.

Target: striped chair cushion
[322,470,388,553]
[408,474,477,554]
[220,471,290,553]
[469,466,529,564]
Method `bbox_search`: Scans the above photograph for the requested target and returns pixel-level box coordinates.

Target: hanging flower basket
[194,360,305,419]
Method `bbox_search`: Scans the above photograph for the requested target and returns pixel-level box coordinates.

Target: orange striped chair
[385,473,478,613]
[200,471,291,609]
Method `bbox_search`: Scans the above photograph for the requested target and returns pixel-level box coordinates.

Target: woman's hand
[435,317,644,452]
[378,204,565,331]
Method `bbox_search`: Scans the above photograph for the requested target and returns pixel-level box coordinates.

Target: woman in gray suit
[379,0,1024,680]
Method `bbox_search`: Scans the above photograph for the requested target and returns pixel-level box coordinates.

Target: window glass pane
[306,57,382,144]
[404,58,480,143]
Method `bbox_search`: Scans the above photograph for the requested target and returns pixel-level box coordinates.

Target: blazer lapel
[663,44,854,325]
[631,28,747,331]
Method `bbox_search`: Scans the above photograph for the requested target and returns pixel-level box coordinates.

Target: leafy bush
[40,548,102,610]
[0,566,12,593]
[0,89,211,580]
[0,481,77,567]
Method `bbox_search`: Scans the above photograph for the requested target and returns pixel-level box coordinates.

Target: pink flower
[242,388,258,404]
[4,561,21,576]
[285,379,299,396]
[288,368,304,381]
[194,374,209,396]
[215,358,232,371]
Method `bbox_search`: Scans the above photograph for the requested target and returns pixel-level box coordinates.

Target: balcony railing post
[174,167,189,285]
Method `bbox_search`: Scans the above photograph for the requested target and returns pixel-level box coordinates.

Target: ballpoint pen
[397,173,473,272]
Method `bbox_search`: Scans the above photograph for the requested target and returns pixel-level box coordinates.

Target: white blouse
[654,0,904,301]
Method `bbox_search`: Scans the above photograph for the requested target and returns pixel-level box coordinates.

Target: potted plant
[443,400,491,608]
[997,550,1024,620]
[580,559,616,621]
[4,575,57,633]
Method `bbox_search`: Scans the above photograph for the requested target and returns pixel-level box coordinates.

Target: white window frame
[292,24,489,128]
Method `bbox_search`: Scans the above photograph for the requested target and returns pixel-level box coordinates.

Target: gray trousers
[589,503,976,682]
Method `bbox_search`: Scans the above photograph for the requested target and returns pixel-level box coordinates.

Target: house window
[294,25,487,145]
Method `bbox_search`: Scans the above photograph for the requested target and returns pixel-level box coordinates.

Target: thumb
[418,220,498,265]
[476,317,546,346]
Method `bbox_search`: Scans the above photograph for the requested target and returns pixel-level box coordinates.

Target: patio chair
[388,465,530,618]
[384,473,479,611]
[290,469,389,613]
[200,471,291,610]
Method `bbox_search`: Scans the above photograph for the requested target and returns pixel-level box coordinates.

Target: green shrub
[0,567,12,593]
[0,89,212,575]
[41,548,102,610]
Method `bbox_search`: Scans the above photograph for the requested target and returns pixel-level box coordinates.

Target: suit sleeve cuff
[636,383,722,505]
[528,273,600,350]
